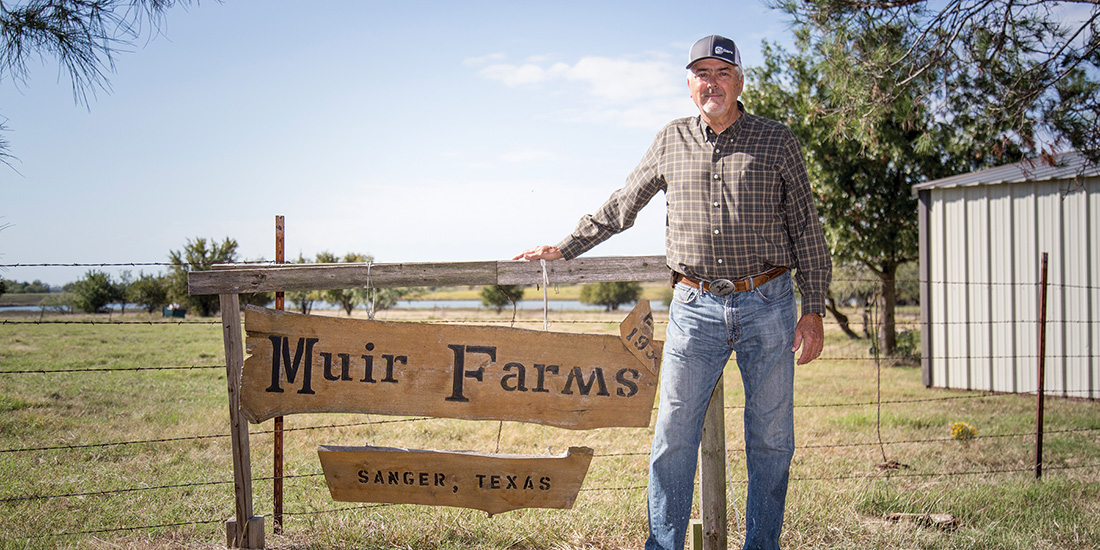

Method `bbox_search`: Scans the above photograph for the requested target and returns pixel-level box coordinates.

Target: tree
[316,251,352,315]
[746,22,1009,355]
[39,292,74,315]
[71,270,122,313]
[4,279,50,293]
[167,237,238,317]
[114,269,133,314]
[286,252,322,314]
[481,285,524,313]
[769,0,1100,166]
[317,251,417,316]
[0,278,6,300]
[579,281,642,312]
[128,271,169,313]
[0,0,197,164]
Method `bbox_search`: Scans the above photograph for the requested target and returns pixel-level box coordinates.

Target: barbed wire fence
[1,267,1098,546]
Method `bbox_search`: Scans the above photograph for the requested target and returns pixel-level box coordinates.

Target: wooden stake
[700,375,727,550]
[221,293,263,548]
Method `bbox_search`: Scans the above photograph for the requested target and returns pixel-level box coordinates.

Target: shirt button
[713,173,720,180]
[714,229,720,235]
[717,259,724,264]
[713,201,720,207]
[714,147,721,154]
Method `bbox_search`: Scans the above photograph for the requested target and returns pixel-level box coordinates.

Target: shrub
[579,281,642,311]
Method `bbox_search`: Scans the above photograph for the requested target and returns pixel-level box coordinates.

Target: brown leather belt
[672,267,789,296]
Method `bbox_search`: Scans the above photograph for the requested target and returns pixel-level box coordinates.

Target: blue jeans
[645,273,796,550]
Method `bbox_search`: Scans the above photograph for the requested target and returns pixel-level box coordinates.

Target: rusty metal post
[1035,252,1048,480]
[274,215,286,531]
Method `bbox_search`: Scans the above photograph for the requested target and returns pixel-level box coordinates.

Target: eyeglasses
[690,68,738,82]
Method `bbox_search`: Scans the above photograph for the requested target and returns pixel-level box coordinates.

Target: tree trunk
[879,267,898,356]
[862,302,873,339]
[825,294,861,339]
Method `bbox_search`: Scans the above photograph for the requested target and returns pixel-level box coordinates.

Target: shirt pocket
[734,169,783,224]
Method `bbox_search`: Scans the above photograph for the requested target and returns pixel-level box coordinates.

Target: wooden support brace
[225,516,265,549]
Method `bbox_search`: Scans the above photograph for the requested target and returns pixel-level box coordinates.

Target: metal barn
[913,151,1099,399]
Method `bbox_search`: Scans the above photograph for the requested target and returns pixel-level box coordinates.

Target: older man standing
[515,35,831,550]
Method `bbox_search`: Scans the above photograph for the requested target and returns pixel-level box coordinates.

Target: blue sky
[1,0,797,286]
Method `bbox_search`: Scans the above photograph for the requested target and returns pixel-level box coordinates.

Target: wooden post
[1035,252,1048,480]
[273,216,285,534]
[699,375,727,549]
[221,293,264,548]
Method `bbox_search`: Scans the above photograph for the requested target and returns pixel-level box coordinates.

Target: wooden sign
[318,445,594,515]
[239,301,661,429]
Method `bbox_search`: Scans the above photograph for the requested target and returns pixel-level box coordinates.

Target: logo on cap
[715,46,736,56]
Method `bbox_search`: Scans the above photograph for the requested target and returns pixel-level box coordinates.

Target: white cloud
[475,52,694,129]
[479,55,681,96]
[564,56,682,101]
[479,61,570,87]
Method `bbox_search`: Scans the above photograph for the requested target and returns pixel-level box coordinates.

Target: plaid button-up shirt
[557,107,832,316]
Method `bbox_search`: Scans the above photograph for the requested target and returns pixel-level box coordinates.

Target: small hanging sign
[318,445,594,515]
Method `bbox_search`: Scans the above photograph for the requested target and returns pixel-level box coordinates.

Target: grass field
[1,306,1098,549]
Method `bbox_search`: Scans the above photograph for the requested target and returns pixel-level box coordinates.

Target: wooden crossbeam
[188,256,669,295]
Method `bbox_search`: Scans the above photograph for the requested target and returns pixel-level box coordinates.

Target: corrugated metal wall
[923,177,1098,398]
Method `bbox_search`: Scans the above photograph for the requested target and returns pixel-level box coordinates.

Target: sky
[0,0,799,287]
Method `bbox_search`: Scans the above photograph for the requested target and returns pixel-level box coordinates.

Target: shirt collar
[700,101,747,142]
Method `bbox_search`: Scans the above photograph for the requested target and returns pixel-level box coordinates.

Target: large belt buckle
[708,278,735,296]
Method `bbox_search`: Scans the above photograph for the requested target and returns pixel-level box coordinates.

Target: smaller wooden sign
[318,445,594,515]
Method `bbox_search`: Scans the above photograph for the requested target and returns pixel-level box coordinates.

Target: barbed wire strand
[17,460,1099,542]
[2,273,1099,543]
[3,356,1099,376]
[0,364,224,375]
[0,417,433,454]
[8,427,1099,505]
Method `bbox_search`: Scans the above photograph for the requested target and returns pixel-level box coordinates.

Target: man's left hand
[792,313,825,365]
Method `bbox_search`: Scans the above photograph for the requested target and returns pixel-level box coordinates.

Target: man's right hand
[512,245,564,261]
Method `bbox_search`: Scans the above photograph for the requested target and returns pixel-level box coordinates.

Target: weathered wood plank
[318,445,594,516]
[239,303,661,429]
[189,256,669,295]
[497,255,669,285]
[191,261,499,295]
[219,294,262,549]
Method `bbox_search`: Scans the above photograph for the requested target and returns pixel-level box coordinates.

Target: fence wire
[2,269,1099,545]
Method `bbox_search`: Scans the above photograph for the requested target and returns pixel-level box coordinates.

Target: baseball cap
[686,35,742,69]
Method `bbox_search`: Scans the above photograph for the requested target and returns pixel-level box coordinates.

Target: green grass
[0,309,1097,549]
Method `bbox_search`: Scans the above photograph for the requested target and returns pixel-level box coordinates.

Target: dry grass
[1,307,1098,549]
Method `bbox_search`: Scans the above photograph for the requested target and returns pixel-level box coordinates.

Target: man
[515,35,831,550]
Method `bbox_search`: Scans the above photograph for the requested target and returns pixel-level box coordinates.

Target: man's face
[687,58,743,120]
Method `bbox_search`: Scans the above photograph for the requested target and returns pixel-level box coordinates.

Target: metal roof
[911,150,1100,195]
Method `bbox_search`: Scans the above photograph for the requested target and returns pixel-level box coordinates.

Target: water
[0,302,136,313]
